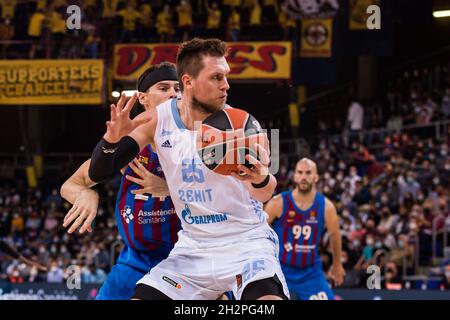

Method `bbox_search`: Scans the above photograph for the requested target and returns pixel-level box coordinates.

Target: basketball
[197,108,268,176]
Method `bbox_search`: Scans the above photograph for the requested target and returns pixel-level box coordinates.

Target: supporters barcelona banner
[114,42,292,80]
[0,60,104,105]
[349,0,380,30]
[300,18,333,57]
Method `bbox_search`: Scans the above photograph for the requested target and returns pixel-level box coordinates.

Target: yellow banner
[349,0,380,30]
[300,18,333,58]
[114,42,291,80]
[0,60,104,105]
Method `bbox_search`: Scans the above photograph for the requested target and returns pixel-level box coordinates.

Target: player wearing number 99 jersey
[265,158,346,300]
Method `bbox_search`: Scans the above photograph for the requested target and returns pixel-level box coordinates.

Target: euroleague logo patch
[304,23,329,46]
[162,276,182,289]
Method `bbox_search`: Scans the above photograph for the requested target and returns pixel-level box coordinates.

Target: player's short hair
[136,61,177,91]
[176,38,227,91]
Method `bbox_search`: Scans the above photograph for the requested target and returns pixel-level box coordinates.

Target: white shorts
[136,227,290,300]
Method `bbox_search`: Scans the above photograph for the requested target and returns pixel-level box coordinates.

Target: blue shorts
[282,263,334,300]
[96,245,172,300]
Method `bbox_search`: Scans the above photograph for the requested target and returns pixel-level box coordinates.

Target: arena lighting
[111,90,138,98]
[433,10,450,18]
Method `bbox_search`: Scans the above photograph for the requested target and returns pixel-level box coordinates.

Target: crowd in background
[0,0,296,59]
[1,124,449,288]
[0,0,449,291]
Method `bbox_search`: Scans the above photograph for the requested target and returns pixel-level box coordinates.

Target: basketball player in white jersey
[88,38,289,300]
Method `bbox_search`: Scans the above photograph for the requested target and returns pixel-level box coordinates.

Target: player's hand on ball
[126,159,170,197]
[231,142,270,184]
[328,263,346,287]
[63,189,99,234]
[103,93,150,143]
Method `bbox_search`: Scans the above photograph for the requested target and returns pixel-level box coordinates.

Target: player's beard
[297,181,313,195]
[192,95,223,114]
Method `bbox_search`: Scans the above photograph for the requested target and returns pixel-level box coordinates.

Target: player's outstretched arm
[264,194,283,224]
[88,93,156,183]
[325,199,346,286]
[60,159,99,234]
[0,240,47,272]
[60,159,97,204]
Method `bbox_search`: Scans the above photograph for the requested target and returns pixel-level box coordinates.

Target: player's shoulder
[323,195,336,212]
[268,192,286,206]
[132,109,154,127]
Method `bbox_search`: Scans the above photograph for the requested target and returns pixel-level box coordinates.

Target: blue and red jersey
[272,191,325,269]
[114,145,180,257]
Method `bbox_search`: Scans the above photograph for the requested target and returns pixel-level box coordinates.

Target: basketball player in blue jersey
[60,62,181,300]
[265,158,346,300]
[87,38,290,300]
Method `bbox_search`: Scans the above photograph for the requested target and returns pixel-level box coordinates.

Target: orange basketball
[197,108,268,176]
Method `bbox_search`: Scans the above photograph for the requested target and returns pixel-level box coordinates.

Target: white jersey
[154,99,269,243]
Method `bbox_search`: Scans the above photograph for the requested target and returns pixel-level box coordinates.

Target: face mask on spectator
[375,241,383,249]
[409,222,418,231]
[398,240,405,248]
[432,177,440,185]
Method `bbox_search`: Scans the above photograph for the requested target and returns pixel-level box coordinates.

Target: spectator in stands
[176,0,192,42]
[441,88,450,119]
[248,0,262,37]
[156,4,173,42]
[27,8,46,58]
[102,0,121,19]
[278,9,295,40]
[117,1,142,43]
[0,0,16,21]
[205,1,221,38]
[344,165,361,197]
[139,0,153,41]
[346,98,364,145]
[227,6,240,42]
[262,0,278,23]
[46,259,64,283]
[399,171,421,203]
[48,4,67,58]
[0,17,14,58]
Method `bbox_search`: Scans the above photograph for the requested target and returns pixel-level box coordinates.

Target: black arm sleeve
[88,136,140,183]
[0,240,20,259]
